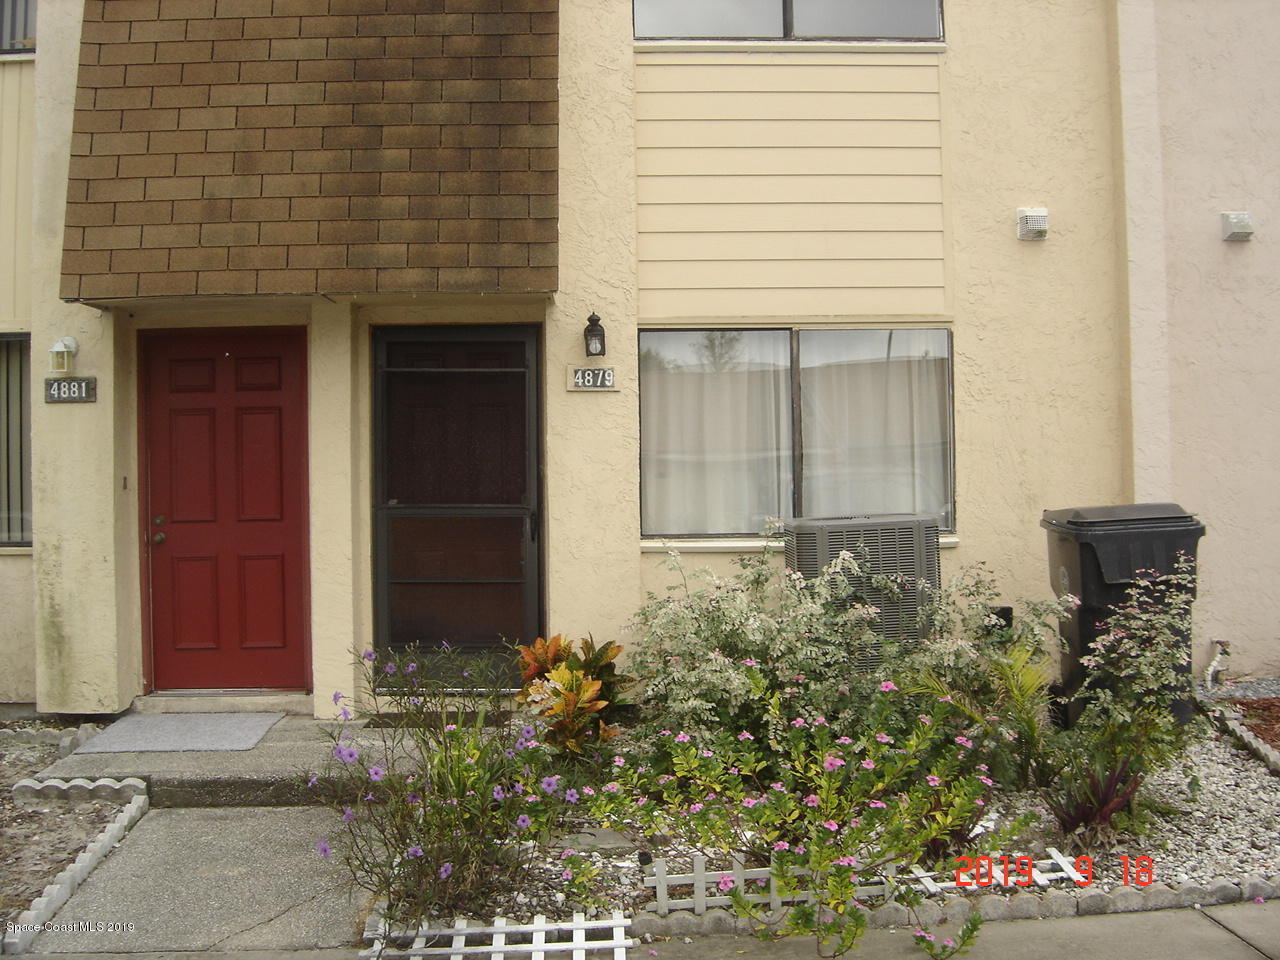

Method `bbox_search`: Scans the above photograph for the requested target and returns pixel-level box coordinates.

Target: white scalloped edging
[11,776,148,807]
[1198,694,1280,775]
[628,873,1280,937]
[0,722,101,757]
[1,791,149,955]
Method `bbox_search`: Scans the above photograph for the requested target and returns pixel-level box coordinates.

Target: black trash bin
[1041,503,1205,725]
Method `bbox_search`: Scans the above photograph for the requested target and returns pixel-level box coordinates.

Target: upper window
[634,0,943,41]
[640,328,953,537]
[0,336,31,546]
[1,0,35,53]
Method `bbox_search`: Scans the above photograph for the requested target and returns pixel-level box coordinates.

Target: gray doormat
[74,713,285,753]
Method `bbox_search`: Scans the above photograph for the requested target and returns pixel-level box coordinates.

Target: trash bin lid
[1041,503,1196,529]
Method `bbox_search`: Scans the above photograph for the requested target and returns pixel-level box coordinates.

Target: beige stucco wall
[1151,0,1280,676]
[0,552,35,703]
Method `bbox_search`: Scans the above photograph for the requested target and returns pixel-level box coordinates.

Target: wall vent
[783,514,941,661]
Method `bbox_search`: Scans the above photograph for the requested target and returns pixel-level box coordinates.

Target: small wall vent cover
[1018,207,1049,241]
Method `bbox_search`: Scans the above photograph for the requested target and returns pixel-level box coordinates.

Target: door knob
[152,532,166,544]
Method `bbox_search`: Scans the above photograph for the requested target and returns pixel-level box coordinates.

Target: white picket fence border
[361,911,633,960]
[643,848,1090,915]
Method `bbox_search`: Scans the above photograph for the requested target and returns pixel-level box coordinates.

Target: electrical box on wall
[1018,207,1049,241]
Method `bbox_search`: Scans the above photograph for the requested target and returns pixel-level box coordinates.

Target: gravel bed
[1199,676,1280,700]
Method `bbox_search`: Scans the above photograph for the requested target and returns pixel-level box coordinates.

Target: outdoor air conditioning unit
[783,514,941,663]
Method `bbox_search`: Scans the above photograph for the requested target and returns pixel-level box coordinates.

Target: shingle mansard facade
[0,0,1276,715]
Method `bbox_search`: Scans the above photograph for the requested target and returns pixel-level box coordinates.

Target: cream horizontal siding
[636,51,944,320]
[0,57,34,329]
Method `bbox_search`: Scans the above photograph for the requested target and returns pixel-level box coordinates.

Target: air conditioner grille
[783,514,941,666]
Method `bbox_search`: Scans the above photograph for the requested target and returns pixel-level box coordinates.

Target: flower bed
[313,552,1267,960]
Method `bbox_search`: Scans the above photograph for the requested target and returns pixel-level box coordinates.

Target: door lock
[152,531,166,544]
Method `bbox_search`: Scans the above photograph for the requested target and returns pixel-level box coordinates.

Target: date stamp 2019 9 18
[954,855,1156,887]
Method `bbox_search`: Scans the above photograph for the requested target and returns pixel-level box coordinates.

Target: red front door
[142,329,309,690]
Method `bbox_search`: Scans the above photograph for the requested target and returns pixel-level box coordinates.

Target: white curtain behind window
[641,330,791,535]
[800,329,952,527]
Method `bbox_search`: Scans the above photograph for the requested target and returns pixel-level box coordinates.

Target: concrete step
[132,691,315,715]
[33,715,342,807]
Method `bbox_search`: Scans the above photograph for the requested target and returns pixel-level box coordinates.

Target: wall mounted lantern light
[584,313,606,358]
[48,336,79,375]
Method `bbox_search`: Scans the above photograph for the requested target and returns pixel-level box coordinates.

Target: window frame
[0,333,32,547]
[638,326,955,539]
[0,0,36,55]
[633,0,944,42]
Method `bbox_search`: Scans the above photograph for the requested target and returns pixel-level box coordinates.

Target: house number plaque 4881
[45,377,97,403]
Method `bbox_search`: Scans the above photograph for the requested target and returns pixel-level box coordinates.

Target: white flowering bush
[629,551,894,742]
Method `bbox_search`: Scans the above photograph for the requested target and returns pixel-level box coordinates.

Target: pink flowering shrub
[588,688,1015,957]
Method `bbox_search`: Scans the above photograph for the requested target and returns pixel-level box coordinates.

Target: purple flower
[307,776,319,787]
[407,792,422,804]
[369,765,385,781]
[362,649,376,661]
[741,658,758,666]
[835,736,853,745]
[564,789,580,804]
[791,717,807,728]
[405,662,417,673]
[339,707,352,721]
[515,814,531,830]
[493,785,506,801]
[926,775,941,787]
[439,862,453,879]
[861,758,876,770]
[772,840,790,851]
[803,794,819,807]
[613,755,626,767]
[822,820,839,832]
[875,733,893,743]
[334,744,359,764]
[521,725,536,739]
[674,732,691,743]
[332,690,343,705]
[954,736,974,748]
[407,845,424,858]
[823,756,845,771]
[689,802,704,813]
[581,785,596,796]
[738,731,754,740]
[717,874,735,892]
[383,662,396,675]
[868,800,887,808]
[316,838,332,859]
[444,724,457,732]
[977,775,994,787]
[701,749,714,758]
[562,869,574,880]
[833,856,858,866]
[541,775,560,794]
[603,782,620,793]
[879,681,898,692]
[341,806,356,821]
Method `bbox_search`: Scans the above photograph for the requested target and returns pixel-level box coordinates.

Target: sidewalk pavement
[17,714,1280,959]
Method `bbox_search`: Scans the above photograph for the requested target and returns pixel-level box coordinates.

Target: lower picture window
[640,328,953,536]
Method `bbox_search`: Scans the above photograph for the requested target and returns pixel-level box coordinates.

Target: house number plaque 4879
[566,366,618,391]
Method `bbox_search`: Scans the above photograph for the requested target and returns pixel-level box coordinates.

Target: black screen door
[374,327,541,654]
